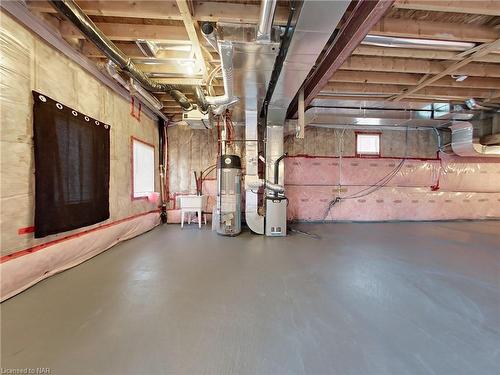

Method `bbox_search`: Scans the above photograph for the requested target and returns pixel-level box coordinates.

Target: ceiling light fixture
[451,74,468,82]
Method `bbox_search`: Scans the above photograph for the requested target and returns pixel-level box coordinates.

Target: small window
[132,138,155,199]
[356,133,380,157]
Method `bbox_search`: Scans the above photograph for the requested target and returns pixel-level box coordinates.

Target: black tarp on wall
[33,91,110,238]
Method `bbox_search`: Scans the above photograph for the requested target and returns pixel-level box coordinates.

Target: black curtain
[33,91,110,238]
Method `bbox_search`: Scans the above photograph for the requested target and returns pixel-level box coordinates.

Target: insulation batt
[285,154,500,221]
[0,13,161,299]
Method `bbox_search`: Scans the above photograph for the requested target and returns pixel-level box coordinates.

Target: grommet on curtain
[72,110,78,117]
[56,103,63,110]
[39,95,47,102]
[95,120,100,126]
[84,116,90,122]
[104,124,110,129]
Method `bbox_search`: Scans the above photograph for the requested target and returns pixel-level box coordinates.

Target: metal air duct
[257,0,277,42]
[49,0,208,112]
[200,23,238,110]
[261,0,350,235]
[451,122,500,157]
[362,35,476,52]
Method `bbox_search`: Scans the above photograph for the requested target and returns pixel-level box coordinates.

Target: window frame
[355,131,381,158]
[131,136,156,200]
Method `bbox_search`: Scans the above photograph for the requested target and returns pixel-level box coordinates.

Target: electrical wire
[323,127,410,220]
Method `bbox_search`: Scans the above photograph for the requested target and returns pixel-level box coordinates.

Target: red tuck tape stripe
[18,226,35,235]
[1,210,160,264]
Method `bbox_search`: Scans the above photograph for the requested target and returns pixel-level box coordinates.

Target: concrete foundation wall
[285,127,438,159]
[284,127,500,221]
[0,12,160,256]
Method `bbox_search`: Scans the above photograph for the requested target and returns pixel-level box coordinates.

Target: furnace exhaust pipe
[49,0,208,112]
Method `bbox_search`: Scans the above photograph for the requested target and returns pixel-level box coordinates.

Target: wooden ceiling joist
[192,1,289,25]
[27,0,290,24]
[176,0,208,80]
[393,39,500,100]
[393,0,500,17]
[353,46,500,64]
[371,17,499,43]
[329,71,500,90]
[60,21,189,42]
[323,82,499,100]
[80,41,220,62]
[340,56,500,78]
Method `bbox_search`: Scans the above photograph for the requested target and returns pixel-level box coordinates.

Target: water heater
[215,155,242,236]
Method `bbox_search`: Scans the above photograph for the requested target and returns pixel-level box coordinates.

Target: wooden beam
[290,0,395,118]
[329,71,500,90]
[81,40,220,62]
[134,64,201,76]
[353,45,500,64]
[393,39,500,100]
[27,0,290,24]
[371,17,499,43]
[81,41,142,57]
[176,0,207,80]
[27,0,182,20]
[339,56,500,78]
[323,82,499,100]
[393,0,500,16]
[60,21,189,42]
[193,2,289,25]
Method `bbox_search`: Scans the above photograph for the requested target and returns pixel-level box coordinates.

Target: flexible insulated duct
[105,61,163,111]
[200,23,238,108]
[49,0,208,112]
[451,122,500,158]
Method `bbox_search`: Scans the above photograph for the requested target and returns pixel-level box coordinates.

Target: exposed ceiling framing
[25,0,500,119]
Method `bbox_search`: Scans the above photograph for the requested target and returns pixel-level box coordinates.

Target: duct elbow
[265,181,284,194]
[201,24,238,109]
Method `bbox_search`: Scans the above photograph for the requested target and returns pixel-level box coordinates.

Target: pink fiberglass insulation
[285,154,500,222]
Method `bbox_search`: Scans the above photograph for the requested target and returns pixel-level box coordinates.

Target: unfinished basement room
[1,0,499,374]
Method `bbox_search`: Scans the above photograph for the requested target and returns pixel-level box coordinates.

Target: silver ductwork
[301,106,474,129]
[266,1,350,127]
[362,35,476,52]
[49,0,208,112]
[451,122,500,157]
[256,0,277,42]
[200,24,238,109]
[245,110,264,234]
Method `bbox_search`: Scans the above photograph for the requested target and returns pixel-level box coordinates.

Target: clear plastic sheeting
[1,213,160,301]
[1,13,159,255]
[285,154,500,221]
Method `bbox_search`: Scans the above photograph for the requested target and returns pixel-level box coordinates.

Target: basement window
[356,133,381,157]
[132,137,155,199]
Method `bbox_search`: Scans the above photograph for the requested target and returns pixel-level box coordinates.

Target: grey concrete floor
[1,222,500,375]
